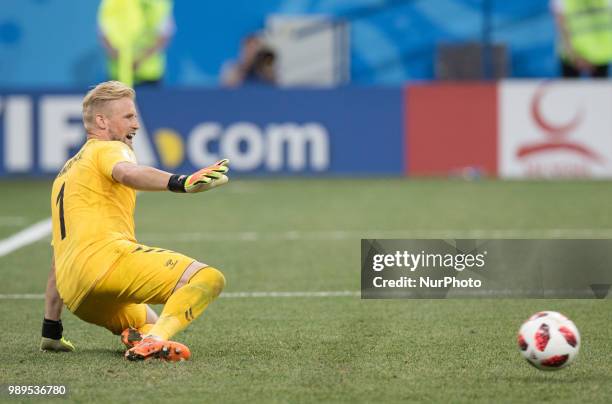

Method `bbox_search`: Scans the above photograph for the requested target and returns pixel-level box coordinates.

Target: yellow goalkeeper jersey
[51,139,137,311]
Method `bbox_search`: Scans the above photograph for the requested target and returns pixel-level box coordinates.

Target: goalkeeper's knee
[189,266,226,298]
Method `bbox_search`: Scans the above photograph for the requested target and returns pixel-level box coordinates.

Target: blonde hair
[82,81,135,131]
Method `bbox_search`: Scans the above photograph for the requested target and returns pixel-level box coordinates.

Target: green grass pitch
[0,178,611,403]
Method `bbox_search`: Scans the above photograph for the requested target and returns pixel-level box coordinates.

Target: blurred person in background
[221,34,277,87]
[552,0,612,78]
[98,0,175,87]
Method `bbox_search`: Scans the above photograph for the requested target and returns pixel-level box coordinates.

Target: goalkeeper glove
[168,159,229,193]
[40,318,75,352]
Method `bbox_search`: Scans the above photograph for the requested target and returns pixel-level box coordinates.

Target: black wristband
[42,318,63,340]
[167,174,187,193]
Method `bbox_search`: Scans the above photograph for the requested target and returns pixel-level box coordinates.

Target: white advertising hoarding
[499,81,612,178]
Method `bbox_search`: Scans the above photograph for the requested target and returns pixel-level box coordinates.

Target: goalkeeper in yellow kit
[41,81,227,361]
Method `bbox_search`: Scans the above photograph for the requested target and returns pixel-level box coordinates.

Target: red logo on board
[517,84,602,162]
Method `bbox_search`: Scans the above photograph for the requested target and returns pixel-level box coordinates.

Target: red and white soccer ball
[517,311,580,370]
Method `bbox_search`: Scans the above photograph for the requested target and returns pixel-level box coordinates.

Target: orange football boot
[125,337,191,362]
[120,327,143,349]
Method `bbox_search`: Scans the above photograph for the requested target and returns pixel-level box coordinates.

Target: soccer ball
[517,311,580,370]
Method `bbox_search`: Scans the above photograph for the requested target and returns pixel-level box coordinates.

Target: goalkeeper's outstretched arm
[112,163,173,191]
[40,257,75,352]
[112,159,230,193]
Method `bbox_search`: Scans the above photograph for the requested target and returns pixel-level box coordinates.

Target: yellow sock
[138,323,154,335]
[148,267,225,340]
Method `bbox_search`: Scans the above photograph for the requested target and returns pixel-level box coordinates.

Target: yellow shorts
[73,242,196,335]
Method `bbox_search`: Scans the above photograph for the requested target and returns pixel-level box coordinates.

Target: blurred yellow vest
[99,0,172,85]
[562,0,612,64]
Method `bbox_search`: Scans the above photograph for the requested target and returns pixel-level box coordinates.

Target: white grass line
[139,228,612,242]
[3,221,612,259]
[0,216,27,226]
[0,291,360,300]
[0,191,146,257]
[0,218,52,257]
[0,293,45,299]
[223,291,359,298]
